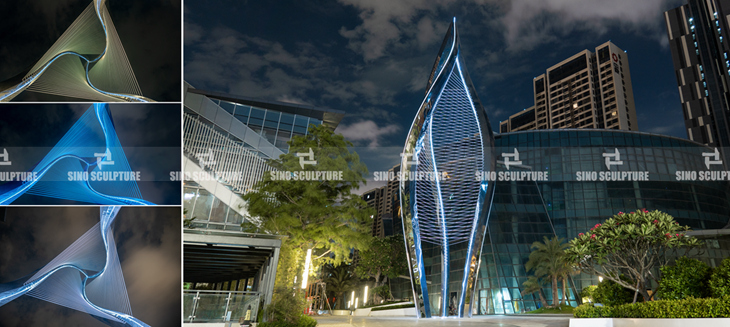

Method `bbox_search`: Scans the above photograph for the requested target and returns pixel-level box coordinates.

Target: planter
[332,310,350,316]
[369,307,417,317]
[570,318,730,327]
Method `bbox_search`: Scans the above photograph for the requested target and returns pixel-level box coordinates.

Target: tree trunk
[538,289,548,308]
[552,276,559,307]
[562,276,568,305]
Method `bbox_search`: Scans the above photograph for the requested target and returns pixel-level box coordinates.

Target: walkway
[315,315,571,327]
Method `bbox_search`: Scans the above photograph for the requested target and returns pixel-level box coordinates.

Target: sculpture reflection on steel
[0,207,150,327]
[0,103,154,205]
[0,0,153,102]
[400,18,496,317]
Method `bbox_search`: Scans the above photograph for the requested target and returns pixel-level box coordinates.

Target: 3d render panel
[0,206,181,327]
[0,0,181,102]
[0,103,181,205]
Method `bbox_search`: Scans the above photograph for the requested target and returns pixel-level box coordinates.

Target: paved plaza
[315,315,571,327]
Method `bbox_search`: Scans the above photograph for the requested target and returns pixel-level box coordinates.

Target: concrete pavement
[315,315,571,327]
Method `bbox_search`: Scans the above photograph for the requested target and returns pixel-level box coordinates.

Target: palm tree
[324,264,356,309]
[521,276,548,308]
[525,236,569,307]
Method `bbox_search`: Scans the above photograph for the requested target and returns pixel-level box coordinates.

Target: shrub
[658,257,711,300]
[593,278,633,306]
[573,297,730,318]
[297,315,317,327]
[709,257,730,298]
[264,288,306,325]
[579,285,598,303]
[573,303,613,318]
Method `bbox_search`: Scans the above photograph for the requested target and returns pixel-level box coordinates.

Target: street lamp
[363,286,369,306]
[350,291,355,309]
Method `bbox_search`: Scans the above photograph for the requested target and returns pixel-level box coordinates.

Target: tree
[243,124,373,276]
[354,235,407,291]
[525,236,571,307]
[593,277,633,306]
[566,209,703,302]
[323,264,356,309]
[658,257,711,300]
[521,276,548,308]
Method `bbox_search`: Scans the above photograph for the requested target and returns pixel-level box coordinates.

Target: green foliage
[594,278,633,306]
[579,285,598,302]
[525,304,575,314]
[264,288,306,325]
[658,257,711,300]
[372,285,391,302]
[573,303,614,318]
[521,276,548,308]
[709,257,730,298]
[354,235,407,287]
[297,315,317,327]
[323,264,356,309]
[566,209,703,301]
[369,303,415,311]
[243,124,372,266]
[573,297,730,318]
[525,236,572,307]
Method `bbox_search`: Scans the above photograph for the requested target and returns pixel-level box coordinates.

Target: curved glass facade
[473,129,730,314]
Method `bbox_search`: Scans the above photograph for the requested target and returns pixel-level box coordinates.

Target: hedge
[259,315,317,327]
[574,297,730,318]
[370,303,415,311]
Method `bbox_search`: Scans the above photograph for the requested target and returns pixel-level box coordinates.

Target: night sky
[0,103,181,205]
[0,0,181,101]
[184,0,688,191]
[0,206,181,327]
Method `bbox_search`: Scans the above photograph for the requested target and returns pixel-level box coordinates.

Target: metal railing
[184,290,261,323]
[183,112,274,194]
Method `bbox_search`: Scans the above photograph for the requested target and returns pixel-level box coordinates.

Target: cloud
[337,0,456,61]
[497,0,681,51]
[336,120,401,148]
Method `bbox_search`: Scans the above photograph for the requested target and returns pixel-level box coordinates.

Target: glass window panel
[192,188,214,222]
[279,123,293,133]
[234,114,249,124]
[280,113,294,124]
[183,187,197,214]
[265,111,280,123]
[262,128,277,144]
[264,120,278,128]
[250,108,266,119]
[209,198,228,222]
[295,116,309,127]
[293,126,307,134]
[220,101,235,114]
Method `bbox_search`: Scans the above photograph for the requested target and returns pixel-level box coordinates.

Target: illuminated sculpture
[0,103,153,205]
[0,206,149,327]
[400,18,496,317]
[0,0,153,102]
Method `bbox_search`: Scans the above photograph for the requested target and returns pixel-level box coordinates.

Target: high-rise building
[665,0,730,164]
[362,164,403,238]
[500,41,638,133]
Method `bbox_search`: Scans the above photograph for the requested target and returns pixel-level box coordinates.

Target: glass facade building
[473,129,730,314]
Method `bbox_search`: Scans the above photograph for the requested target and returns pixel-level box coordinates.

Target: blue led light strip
[0,103,153,205]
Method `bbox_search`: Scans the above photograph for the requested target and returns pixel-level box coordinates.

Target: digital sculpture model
[0,103,153,205]
[0,0,152,102]
[400,19,497,318]
[0,206,149,327]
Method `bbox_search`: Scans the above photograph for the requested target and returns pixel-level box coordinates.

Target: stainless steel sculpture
[400,18,496,318]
